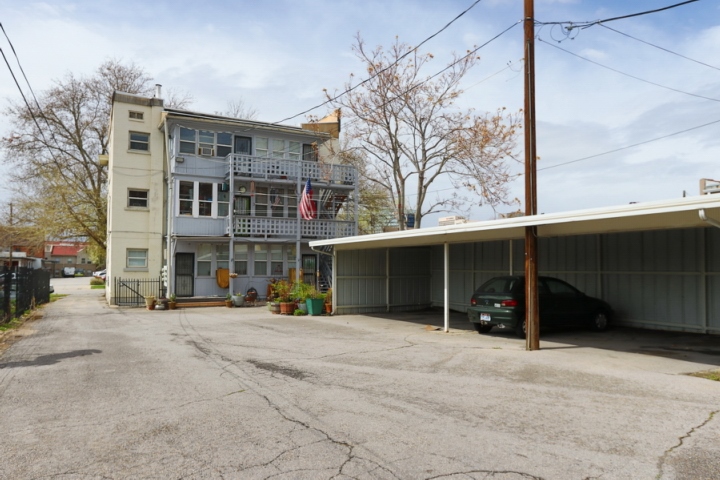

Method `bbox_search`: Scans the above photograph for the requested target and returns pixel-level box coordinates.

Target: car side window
[545,278,578,296]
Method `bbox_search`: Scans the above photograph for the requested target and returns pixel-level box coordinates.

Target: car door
[543,278,587,326]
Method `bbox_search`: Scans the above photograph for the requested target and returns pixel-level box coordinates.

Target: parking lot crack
[656,409,718,478]
[425,469,544,479]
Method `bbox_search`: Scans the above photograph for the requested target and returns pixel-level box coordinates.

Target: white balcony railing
[230,155,356,185]
[229,216,354,240]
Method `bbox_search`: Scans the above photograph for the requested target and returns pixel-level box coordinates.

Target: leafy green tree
[0,60,190,258]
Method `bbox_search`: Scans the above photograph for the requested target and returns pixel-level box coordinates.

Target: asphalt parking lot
[1,280,718,479]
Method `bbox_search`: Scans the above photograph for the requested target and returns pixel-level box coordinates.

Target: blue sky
[1,0,719,224]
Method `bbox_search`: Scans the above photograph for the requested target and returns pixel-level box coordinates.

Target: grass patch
[90,285,106,289]
[689,370,720,382]
[0,317,24,332]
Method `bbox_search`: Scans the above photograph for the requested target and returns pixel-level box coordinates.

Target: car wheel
[473,323,492,334]
[591,312,609,332]
[515,319,526,338]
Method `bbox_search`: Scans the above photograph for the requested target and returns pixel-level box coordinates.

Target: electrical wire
[538,38,720,103]
[272,0,485,125]
[538,118,720,172]
[536,0,699,31]
[599,24,720,72]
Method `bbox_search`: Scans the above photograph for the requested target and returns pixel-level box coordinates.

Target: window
[270,245,283,276]
[234,244,248,275]
[128,189,148,208]
[197,244,212,276]
[178,128,232,157]
[303,143,318,162]
[129,132,149,151]
[254,245,268,276]
[270,188,285,218]
[216,247,229,270]
[127,249,148,268]
[218,189,229,217]
[255,187,268,217]
[179,127,196,154]
[129,111,144,120]
[198,183,213,217]
[217,132,232,157]
[288,141,301,160]
[179,181,194,215]
[271,139,285,159]
[256,137,268,157]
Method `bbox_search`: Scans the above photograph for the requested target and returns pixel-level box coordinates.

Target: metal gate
[113,277,163,306]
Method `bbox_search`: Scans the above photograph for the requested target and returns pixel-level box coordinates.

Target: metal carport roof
[311,195,720,250]
[311,195,720,336]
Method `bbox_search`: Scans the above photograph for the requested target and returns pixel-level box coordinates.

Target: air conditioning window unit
[199,147,214,157]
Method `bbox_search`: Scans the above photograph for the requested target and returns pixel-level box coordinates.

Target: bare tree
[0,60,157,264]
[326,35,521,229]
[217,99,259,120]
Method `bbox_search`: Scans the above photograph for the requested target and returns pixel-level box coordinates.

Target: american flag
[299,179,316,220]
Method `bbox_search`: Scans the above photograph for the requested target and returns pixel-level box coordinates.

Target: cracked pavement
[0,279,719,479]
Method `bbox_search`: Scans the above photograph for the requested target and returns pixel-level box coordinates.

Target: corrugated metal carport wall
[335,226,719,334]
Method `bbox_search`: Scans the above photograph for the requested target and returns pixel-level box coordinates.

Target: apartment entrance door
[175,253,194,297]
[302,254,317,287]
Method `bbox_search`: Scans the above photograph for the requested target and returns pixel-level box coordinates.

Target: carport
[311,195,720,336]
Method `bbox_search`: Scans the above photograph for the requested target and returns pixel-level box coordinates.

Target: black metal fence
[1,266,52,322]
[112,277,165,306]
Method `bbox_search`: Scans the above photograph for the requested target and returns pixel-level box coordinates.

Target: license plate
[480,313,491,321]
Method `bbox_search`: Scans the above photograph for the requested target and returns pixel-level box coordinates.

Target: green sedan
[467,276,614,338]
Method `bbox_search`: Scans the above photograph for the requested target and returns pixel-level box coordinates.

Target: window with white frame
[198,182,213,217]
[128,189,148,208]
[270,245,283,276]
[288,141,301,160]
[254,245,268,275]
[127,249,148,268]
[271,139,285,159]
[234,244,248,275]
[254,187,268,217]
[256,137,269,157]
[216,247,229,271]
[218,189,229,216]
[129,131,149,151]
[269,188,285,218]
[197,244,212,276]
[179,181,193,215]
[178,128,232,157]
[177,182,228,217]
[179,127,196,154]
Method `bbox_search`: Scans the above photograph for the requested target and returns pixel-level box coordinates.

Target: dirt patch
[0,312,43,357]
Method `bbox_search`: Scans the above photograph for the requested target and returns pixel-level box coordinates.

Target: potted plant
[274,280,295,314]
[144,295,156,310]
[225,293,233,308]
[291,281,313,313]
[232,292,245,307]
[168,293,177,310]
[306,288,325,316]
[324,288,332,314]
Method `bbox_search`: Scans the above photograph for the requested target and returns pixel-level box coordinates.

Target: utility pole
[524,0,540,350]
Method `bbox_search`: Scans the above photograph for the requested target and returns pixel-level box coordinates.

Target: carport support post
[444,242,449,333]
[524,0,540,350]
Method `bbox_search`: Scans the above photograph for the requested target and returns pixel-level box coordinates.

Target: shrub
[89,277,105,286]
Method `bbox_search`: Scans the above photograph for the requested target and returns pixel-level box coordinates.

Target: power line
[599,24,720,72]
[538,38,720,103]
[538,118,720,171]
[536,0,699,31]
[272,0,485,125]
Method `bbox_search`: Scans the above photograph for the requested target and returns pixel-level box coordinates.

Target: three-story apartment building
[105,89,357,304]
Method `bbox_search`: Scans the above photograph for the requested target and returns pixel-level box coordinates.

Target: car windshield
[476,277,524,295]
